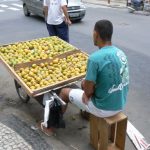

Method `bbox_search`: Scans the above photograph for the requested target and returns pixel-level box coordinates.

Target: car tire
[14,80,30,103]
[23,4,30,17]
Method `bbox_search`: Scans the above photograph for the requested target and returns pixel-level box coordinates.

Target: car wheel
[23,4,30,16]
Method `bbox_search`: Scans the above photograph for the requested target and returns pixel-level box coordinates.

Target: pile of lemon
[16,52,88,90]
[0,37,75,67]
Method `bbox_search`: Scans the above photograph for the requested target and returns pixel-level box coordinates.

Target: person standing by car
[43,0,71,42]
[59,19,129,118]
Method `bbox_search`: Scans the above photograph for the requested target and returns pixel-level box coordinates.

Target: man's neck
[98,41,112,49]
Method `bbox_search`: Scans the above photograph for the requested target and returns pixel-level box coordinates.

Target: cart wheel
[14,80,30,103]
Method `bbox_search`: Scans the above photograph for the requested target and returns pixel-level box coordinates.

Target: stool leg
[98,119,109,150]
[90,115,99,150]
[110,123,117,143]
[115,118,127,150]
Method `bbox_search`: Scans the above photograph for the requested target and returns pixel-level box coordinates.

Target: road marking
[0,4,8,8]
[0,10,5,12]
[11,3,23,8]
[7,7,20,11]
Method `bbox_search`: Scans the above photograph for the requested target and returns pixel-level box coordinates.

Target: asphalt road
[0,0,150,149]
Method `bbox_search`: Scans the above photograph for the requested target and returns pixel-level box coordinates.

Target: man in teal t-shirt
[86,45,129,111]
[59,19,129,118]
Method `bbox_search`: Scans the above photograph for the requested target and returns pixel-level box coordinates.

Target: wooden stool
[90,112,128,150]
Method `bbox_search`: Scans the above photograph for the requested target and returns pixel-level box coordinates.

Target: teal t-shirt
[85,46,129,111]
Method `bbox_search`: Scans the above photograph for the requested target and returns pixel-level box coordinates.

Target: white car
[22,0,86,21]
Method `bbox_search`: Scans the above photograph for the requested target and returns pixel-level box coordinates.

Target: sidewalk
[0,122,33,150]
[83,0,127,8]
[0,108,53,150]
[0,64,135,150]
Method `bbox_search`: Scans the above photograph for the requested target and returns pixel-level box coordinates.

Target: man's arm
[61,5,72,25]
[81,80,95,104]
[43,0,48,21]
[43,6,48,20]
[81,57,98,104]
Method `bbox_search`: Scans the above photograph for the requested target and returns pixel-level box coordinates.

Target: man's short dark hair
[94,20,113,42]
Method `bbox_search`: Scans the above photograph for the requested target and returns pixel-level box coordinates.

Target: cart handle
[50,91,66,106]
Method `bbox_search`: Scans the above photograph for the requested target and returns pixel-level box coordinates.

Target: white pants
[69,89,122,118]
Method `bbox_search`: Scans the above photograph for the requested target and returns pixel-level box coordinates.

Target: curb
[83,1,127,9]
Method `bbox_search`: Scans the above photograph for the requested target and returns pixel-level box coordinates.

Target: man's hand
[62,5,71,25]
[82,93,90,105]
[64,17,72,25]
[81,79,85,90]
[82,80,95,99]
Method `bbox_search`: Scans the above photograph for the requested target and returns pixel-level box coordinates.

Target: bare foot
[37,121,55,136]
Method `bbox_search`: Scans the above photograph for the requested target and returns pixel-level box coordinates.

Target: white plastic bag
[41,93,54,128]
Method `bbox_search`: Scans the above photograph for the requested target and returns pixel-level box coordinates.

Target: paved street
[0,0,150,149]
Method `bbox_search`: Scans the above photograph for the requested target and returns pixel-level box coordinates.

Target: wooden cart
[0,37,88,103]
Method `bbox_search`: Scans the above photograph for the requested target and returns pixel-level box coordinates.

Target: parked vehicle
[144,0,150,12]
[22,0,86,21]
[128,0,150,13]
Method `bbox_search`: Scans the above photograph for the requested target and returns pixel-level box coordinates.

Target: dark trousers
[46,21,69,42]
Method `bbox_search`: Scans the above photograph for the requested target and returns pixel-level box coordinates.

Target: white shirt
[43,0,67,25]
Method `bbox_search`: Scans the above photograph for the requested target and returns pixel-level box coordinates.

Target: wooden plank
[32,74,86,96]
[33,80,79,97]
[14,49,84,70]
[105,113,127,125]
[115,118,127,150]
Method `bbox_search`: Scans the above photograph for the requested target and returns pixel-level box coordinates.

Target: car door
[32,0,44,17]
[28,0,37,13]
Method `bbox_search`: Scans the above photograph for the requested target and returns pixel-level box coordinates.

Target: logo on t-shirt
[108,50,129,94]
